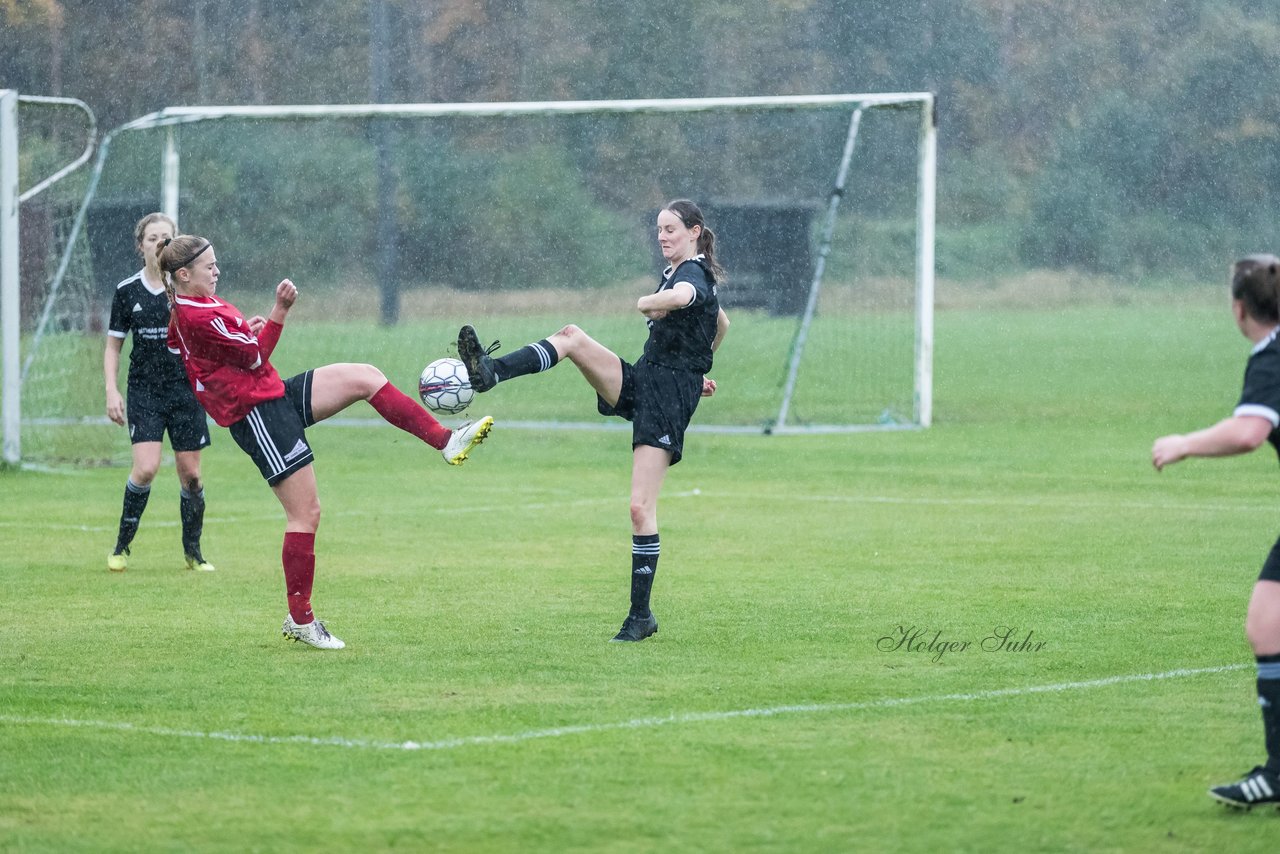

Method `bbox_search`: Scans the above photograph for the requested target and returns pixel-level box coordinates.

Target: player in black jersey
[1153,254,1280,810]
[103,213,214,573]
[458,199,730,642]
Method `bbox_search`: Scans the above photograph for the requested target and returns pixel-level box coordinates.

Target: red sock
[282,531,316,625]
[369,382,451,449]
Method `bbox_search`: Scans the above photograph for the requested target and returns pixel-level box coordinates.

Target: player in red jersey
[162,234,493,649]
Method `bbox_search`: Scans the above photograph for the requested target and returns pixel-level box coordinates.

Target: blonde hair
[155,234,211,302]
[134,212,176,282]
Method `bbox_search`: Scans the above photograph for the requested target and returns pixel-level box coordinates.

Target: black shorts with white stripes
[127,384,211,451]
[597,357,702,466]
[228,371,316,486]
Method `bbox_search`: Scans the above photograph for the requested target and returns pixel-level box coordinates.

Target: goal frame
[142,94,936,436]
[3,92,935,464]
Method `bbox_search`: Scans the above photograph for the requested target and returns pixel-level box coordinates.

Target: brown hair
[1232,254,1280,324]
[155,234,212,302]
[664,199,725,282]
[134,212,176,282]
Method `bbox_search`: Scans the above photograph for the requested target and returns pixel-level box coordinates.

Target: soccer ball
[418,357,474,415]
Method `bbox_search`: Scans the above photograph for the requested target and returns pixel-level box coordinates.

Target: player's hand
[275,279,297,310]
[701,377,717,397]
[1151,434,1187,471]
[246,315,266,336]
[106,389,126,426]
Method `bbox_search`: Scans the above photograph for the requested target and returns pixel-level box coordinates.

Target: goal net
[7,94,934,467]
[1,91,100,466]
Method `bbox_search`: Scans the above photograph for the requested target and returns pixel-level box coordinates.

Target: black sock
[115,480,151,553]
[1259,653,1280,774]
[493,339,558,383]
[630,534,660,618]
[180,486,206,558]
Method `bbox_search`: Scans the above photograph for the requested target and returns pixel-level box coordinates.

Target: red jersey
[167,294,286,427]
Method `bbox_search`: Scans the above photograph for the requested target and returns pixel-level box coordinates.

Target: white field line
[3,489,1266,534]
[0,664,1248,753]
[698,490,1279,515]
[0,493,659,533]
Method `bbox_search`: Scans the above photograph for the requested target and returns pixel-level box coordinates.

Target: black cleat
[610,612,658,643]
[1208,766,1280,810]
[457,325,500,393]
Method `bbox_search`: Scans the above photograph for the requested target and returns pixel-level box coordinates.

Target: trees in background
[4,0,1279,278]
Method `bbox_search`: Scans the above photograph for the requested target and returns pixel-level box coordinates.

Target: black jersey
[108,271,190,395]
[641,256,720,373]
[1235,328,1280,457]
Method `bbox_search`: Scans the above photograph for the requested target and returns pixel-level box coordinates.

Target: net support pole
[772,106,864,433]
[914,96,936,428]
[21,130,112,384]
[162,126,180,221]
[1,90,20,464]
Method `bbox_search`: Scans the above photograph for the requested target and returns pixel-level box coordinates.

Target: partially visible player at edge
[162,235,494,650]
[104,212,214,573]
[457,198,729,642]
[1152,254,1280,810]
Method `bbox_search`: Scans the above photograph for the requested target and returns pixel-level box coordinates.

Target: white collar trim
[174,294,224,308]
[1252,326,1280,355]
[662,254,705,278]
[138,270,166,296]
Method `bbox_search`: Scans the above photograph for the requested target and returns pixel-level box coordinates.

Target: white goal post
[5,92,934,466]
[1,90,98,465]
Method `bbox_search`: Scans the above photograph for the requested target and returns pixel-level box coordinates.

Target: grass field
[3,294,1280,851]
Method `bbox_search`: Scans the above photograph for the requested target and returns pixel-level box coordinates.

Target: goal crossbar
[118,93,935,130]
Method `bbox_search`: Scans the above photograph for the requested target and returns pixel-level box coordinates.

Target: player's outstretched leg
[458,325,562,393]
[1208,766,1280,809]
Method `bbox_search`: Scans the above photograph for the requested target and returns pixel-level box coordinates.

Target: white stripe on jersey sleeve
[107,330,127,339]
[670,280,698,307]
[1233,404,1280,426]
[211,316,258,345]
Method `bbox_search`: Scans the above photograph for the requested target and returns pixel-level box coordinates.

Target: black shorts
[1260,537,1280,583]
[127,385,211,451]
[228,371,316,486]
[597,357,702,466]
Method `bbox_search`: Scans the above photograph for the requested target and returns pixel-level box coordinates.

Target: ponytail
[695,225,724,283]
[664,198,726,283]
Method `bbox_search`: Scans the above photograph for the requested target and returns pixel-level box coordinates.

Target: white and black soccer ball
[418,357,474,415]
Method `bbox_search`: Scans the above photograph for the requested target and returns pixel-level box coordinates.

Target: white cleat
[442,415,494,466]
[282,615,345,650]
[185,554,216,572]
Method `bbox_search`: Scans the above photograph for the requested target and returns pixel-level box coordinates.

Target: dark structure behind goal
[653,202,817,316]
